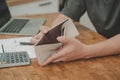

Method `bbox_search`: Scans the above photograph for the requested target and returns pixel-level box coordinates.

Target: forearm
[86,34,120,58]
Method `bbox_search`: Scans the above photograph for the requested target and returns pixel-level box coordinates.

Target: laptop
[0,0,46,35]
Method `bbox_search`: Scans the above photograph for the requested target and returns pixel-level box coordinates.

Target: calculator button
[24,59,28,62]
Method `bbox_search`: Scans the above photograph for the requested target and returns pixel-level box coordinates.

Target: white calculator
[0,51,30,68]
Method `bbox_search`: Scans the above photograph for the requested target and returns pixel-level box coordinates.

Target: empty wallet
[34,19,79,65]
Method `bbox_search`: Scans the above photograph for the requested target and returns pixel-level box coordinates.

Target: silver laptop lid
[0,0,11,29]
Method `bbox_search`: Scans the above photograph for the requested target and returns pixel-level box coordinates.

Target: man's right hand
[31,26,49,44]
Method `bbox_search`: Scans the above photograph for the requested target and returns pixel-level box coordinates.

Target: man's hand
[42,34,120,66]
[31,26,49,44]
[31,25,90,66]
[42,36,90,66]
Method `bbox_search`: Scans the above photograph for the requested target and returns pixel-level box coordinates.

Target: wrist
[83,42,110,59]
[82,44,99,59]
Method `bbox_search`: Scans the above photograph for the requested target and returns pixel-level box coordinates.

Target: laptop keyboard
[1,19,29,33]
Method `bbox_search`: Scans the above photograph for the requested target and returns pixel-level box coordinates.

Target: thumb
[57,36,72,44]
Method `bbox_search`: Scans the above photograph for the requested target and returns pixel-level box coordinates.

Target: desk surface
[0,13,120,80]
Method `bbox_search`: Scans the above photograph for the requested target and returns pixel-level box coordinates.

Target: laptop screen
[0,0,11,28]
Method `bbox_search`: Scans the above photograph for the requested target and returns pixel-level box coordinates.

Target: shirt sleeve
[61,0,86,21]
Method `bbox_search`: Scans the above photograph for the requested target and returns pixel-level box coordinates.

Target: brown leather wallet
[37,19,68,45]
[34,19,79,64]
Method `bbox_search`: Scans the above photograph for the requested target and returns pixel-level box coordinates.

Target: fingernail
[57,36,64,40]
[57,36,62,39]
[44,30,48,33]
[57,37,61,41]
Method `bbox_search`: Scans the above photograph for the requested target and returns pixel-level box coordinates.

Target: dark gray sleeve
[61,0,86,21]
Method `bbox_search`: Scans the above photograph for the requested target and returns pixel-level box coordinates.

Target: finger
[31,32,44,44]
[31,34,40,43]
[30,38,38,44]
[41,53,63,66]
[53,55,79,63]
[57,36,73,44]
[34,32,43,39]
[40,26,50,34]
[42,48,67,66]
[33,34,40,40]
[52,58,64,63]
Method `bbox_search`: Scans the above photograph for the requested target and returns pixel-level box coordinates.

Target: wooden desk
[0,13,120,80]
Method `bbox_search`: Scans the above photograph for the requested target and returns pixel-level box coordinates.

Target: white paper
[0,45,3,53]
[0,37,36,58]
[0,37,32,45]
